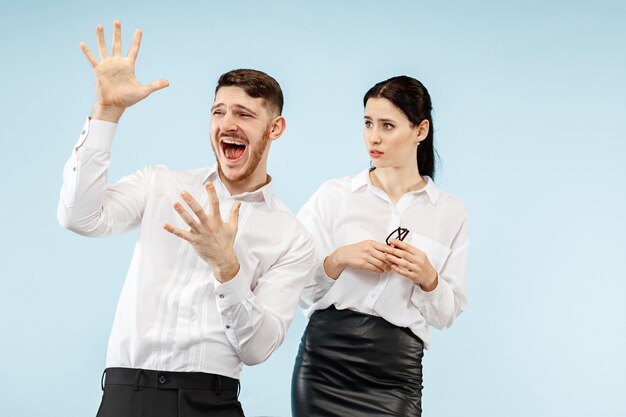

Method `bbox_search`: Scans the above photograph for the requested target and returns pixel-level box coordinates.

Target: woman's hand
[324,240,391,279]
[382,239,438,292]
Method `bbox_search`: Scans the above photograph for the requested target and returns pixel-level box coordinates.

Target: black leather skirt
[291,306,424,417]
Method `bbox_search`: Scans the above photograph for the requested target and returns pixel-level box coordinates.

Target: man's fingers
[143,79,170,96]
[128,29,142,61]
[181,191,208,224]
[163,223,193,242]
[96,24,109,60]
[80,42,99,68]
[229,201,242,229]
[112,20,122,56]
[205,183,221,218]
[173,202,201,232]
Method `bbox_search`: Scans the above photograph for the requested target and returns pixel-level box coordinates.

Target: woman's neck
[369,165,425,204]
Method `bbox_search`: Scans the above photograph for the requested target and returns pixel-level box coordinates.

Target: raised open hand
[81,20,169,121]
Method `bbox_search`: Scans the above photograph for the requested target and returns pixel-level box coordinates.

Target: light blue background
[1,1,625,416]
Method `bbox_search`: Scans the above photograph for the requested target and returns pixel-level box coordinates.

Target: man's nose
[219,113,238,133]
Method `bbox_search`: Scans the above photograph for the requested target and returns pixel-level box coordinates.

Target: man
[58,20,315,417]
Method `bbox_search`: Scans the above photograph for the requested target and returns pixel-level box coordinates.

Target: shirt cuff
[77,118,118,152]
[411,276,446,305]
[214,268,253,310]
[314,262,336,288]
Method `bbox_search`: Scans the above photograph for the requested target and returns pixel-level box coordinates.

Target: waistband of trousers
[102,367,240,392]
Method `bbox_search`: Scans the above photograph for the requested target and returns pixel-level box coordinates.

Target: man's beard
[213,126,271,183]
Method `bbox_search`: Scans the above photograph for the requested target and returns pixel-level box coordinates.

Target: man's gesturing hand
[164,183,242,283]
[81,20,169,122]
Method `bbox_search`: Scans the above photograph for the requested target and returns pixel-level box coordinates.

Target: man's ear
[269,116,286,141]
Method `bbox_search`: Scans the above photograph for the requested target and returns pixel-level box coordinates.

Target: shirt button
[81,130,86,135]
[72,167,76,171]
[218,294,224,299]
[225,325,231,329]
[158,376,166,384]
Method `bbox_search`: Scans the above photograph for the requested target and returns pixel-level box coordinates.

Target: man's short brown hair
[215,69,284,115]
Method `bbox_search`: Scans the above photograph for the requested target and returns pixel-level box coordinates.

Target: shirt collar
[351,169,440,205]
[203,164,273,207]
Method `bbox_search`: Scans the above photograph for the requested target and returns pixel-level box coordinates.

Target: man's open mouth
[220,138,247,161]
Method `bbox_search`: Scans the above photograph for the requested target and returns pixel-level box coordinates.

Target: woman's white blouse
[298,170,469,348]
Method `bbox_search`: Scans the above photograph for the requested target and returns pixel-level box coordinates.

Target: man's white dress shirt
[57,119,315,379]
[298,170,468,348]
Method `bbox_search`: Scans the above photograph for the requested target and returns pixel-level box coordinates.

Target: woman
[291,76,468,416]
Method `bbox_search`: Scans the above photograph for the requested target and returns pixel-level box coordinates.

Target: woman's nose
[367,129,381,145]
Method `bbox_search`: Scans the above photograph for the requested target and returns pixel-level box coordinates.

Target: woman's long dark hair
[363,76,437,179]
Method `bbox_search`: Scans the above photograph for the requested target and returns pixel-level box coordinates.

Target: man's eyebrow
[210,103,258,116]
[232,104,258,116]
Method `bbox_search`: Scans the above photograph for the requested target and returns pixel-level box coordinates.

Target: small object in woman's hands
[385,227,409,246]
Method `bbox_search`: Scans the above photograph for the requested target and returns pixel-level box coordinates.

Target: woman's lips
[369,150,384,158]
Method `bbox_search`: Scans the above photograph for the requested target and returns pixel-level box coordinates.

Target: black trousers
[96,367,244,417]
[292,306,424,417]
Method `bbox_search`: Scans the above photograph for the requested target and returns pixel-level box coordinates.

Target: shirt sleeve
[212,230,315,366]
[410,216,469,329]
[57,118,149,236]
[295,194,336,310]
